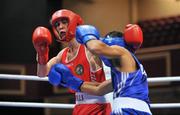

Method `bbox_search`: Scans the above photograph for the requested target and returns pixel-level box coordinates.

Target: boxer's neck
[66,38,80,61]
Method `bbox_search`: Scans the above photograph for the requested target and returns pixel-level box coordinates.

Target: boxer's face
[54,18,69,41]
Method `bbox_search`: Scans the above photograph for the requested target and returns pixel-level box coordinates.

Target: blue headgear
[101,35,127,48]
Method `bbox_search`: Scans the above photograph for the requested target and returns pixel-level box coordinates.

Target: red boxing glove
[32,26,52,64]
[124,24,143,51]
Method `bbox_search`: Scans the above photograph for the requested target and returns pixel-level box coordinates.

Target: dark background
[0,0,72,115]
[0,0,61,64]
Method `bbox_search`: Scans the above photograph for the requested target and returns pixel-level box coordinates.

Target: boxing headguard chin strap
[51,9,83,42]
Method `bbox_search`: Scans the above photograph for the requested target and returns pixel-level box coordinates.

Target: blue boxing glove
[48,65,63,86]
[76,25,100,44]
[48,64,69,88]
[48,63,83,92]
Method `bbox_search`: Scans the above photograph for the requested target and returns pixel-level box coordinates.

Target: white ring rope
[0,74,48,81]
[0,74,180,109]
[0,101,74,109]
[0,101,180,109]
[1,74,180,83]
[151,103,180,108]
[148,77,180,83]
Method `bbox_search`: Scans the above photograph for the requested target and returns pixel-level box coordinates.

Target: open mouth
[57,31,66,41]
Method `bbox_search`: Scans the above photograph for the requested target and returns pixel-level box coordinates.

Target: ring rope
[0,74,180,109]
[151,103,180,108]
[148,77,180,83]
[0,101,180,109]
[1,74,180,83]
[0,74,48,81]
[0,101,74,109]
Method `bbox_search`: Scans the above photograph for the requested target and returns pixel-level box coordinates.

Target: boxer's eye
[54,22,60,28]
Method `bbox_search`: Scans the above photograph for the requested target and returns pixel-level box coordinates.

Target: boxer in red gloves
[32,9,111,115]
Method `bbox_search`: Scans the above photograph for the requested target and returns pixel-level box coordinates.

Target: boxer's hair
[105,31,123,38]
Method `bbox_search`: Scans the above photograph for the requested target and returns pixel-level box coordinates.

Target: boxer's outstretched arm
[76,25,126,59]
[48,63,112,94]
[80,79,113,96]
[86,40,126,59]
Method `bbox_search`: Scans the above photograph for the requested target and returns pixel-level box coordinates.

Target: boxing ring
[0,74,180,109]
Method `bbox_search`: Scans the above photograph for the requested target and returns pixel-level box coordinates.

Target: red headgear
[51,9,83,42]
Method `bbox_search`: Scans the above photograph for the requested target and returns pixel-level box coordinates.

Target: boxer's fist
[124,24,143,50]
[32,26,52,64]
[48,63,83,92]
[48,64,63,86]
[76,25,100,44]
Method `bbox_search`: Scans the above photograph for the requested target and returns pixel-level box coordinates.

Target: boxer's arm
[86,39,126,59]
[36,42,66,77]
[32,26,53,77]
[37,56,58,77]
[85,81,101,86]
[48,63,111,94]
[48,63,112,95]
[86,40,137,71]
[37,49,64,77]
[80,79,113,96]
